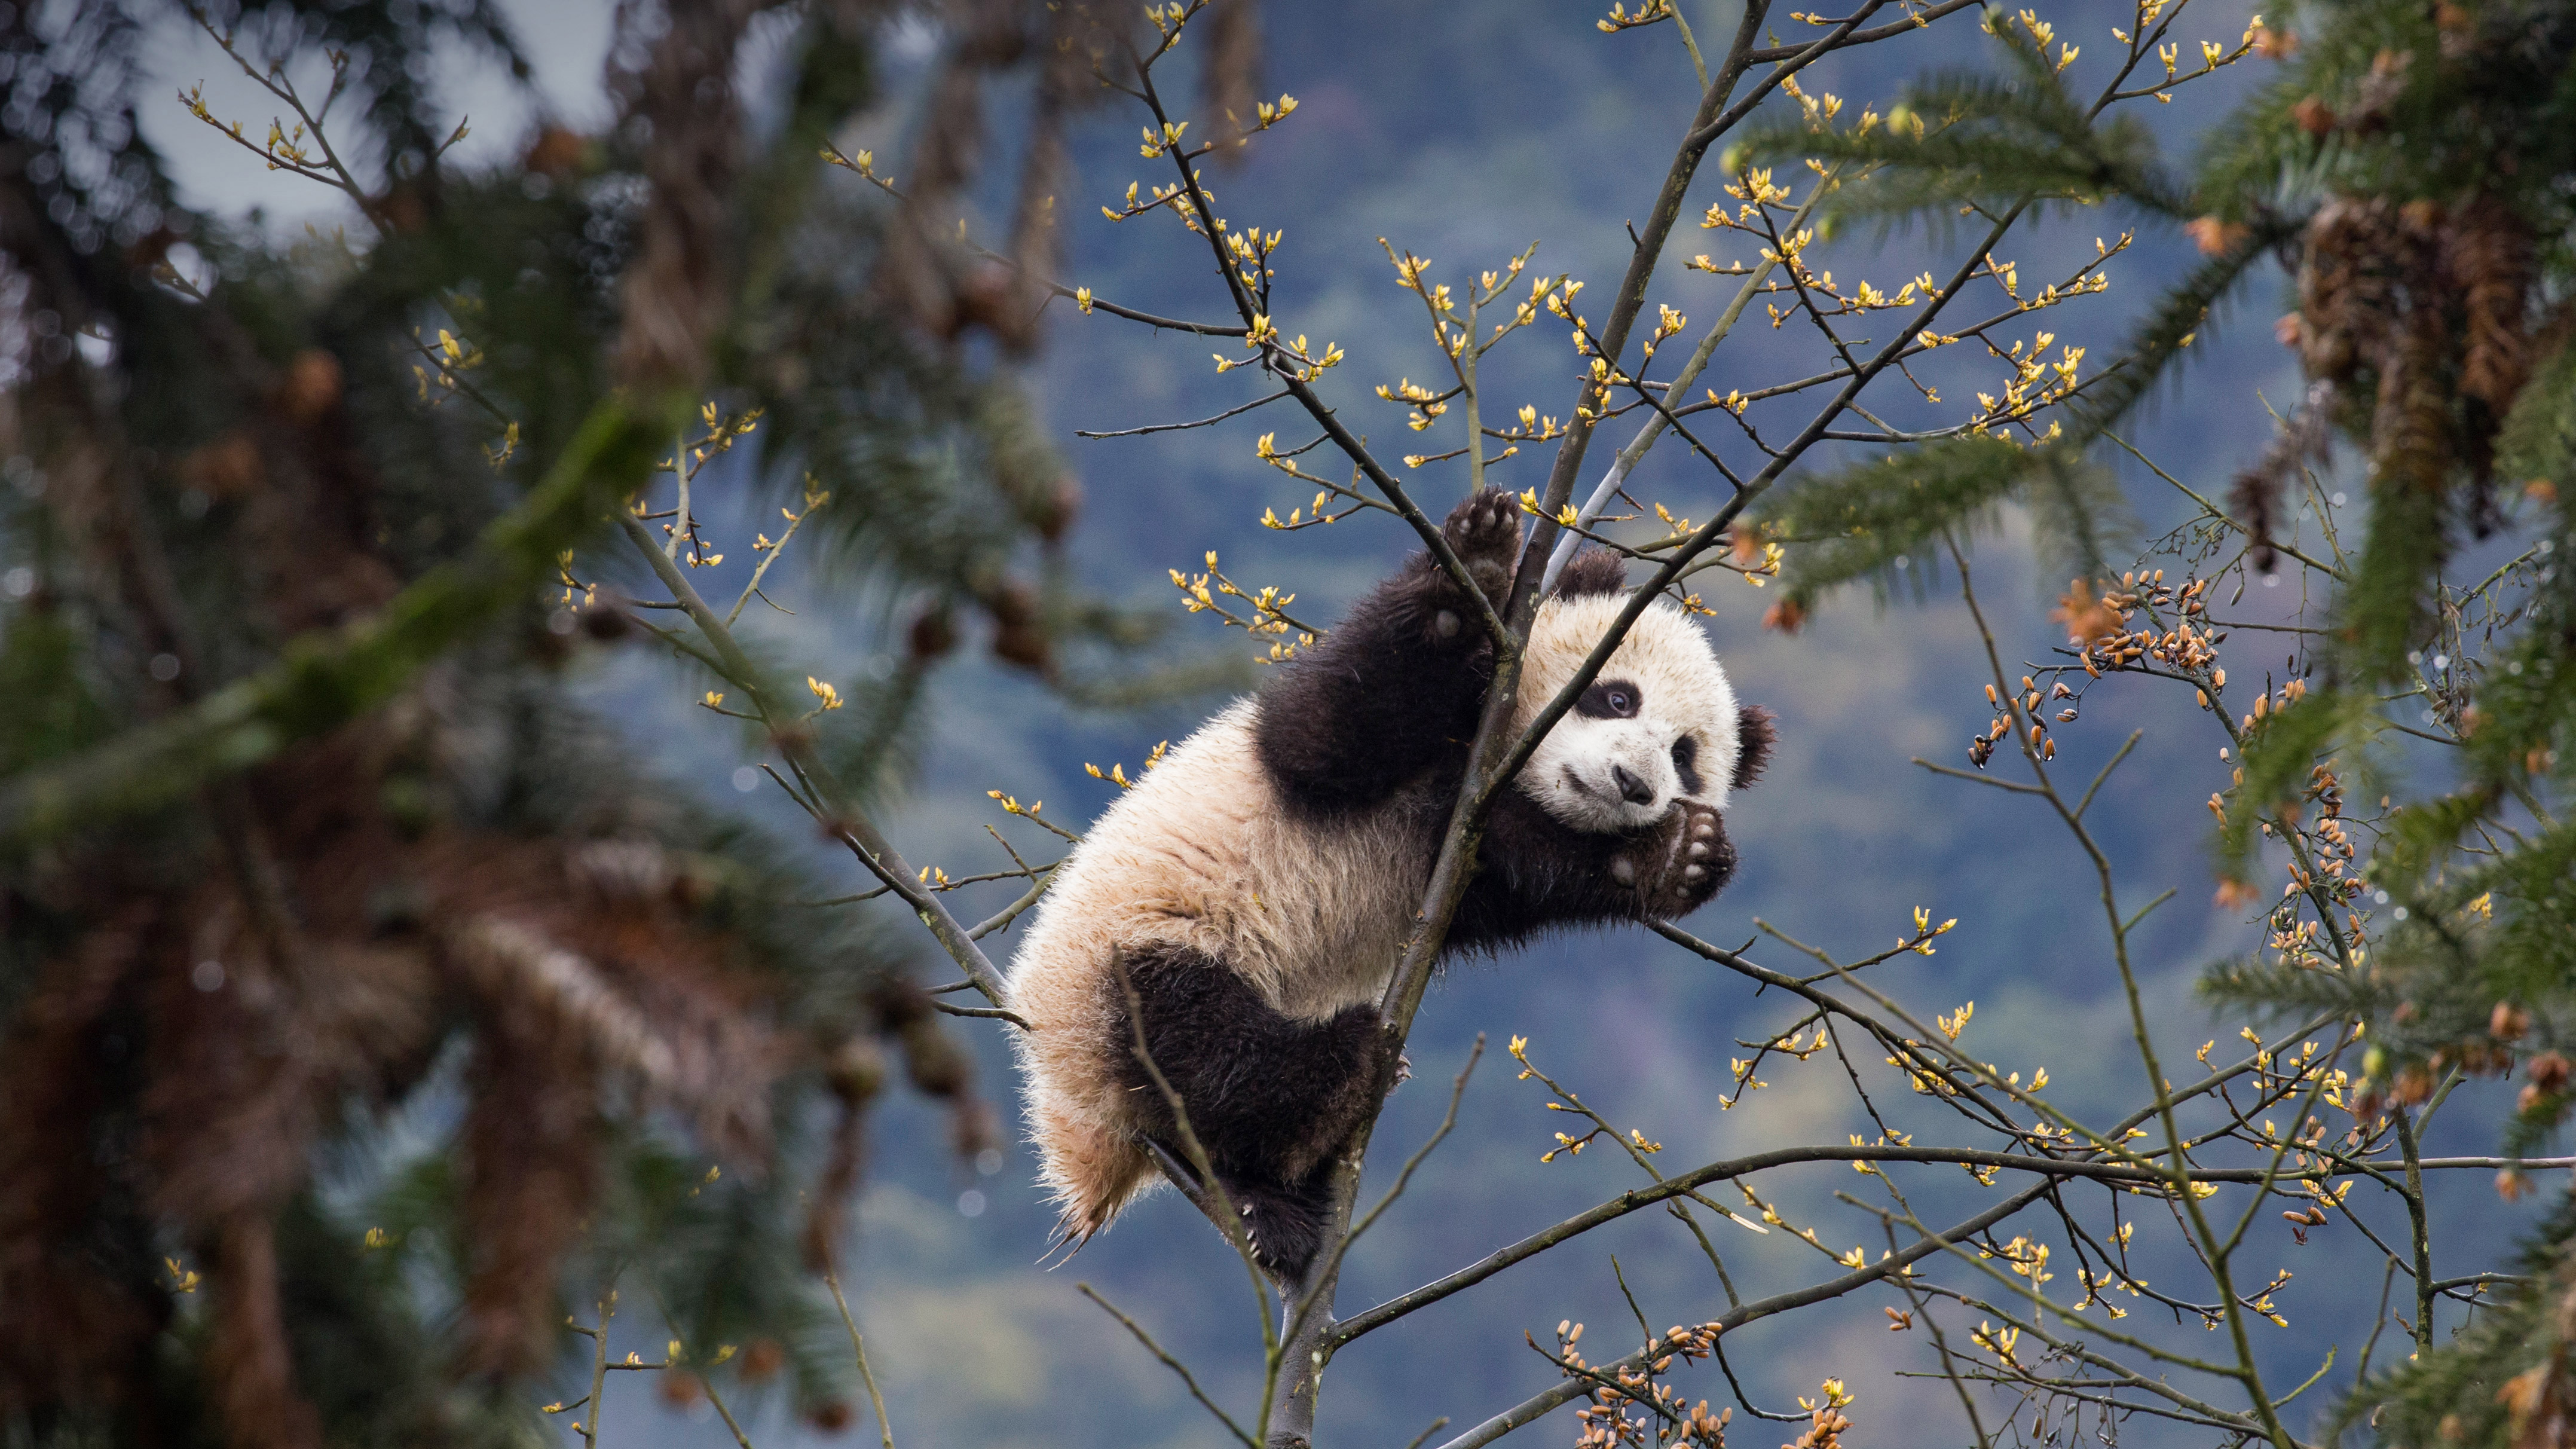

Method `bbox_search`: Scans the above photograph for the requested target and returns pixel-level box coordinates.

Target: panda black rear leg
[1223,1173,1333,1281]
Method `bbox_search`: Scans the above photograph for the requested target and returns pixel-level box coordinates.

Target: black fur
[1732,704,1776,790]
[1454,791,1734,951]
[1671,732,1703,796]
[1111,943,1390,1277]
[1253,488,1522,818]
[1135,491,1766,1275]
[1553,545,1631,598]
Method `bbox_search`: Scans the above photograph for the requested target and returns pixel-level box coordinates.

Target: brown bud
[582,603,635,641]
[524,126,587,179]
[279,349,343,422]
[2492,1001,2531,1041]
[950,1097,1002,1161]
[741,1337,787,1383]
[985,580,1051,672]
[828,1037,888,1105]
[2529,1051,2570,1093]
[907,607,957,661]
[1033,474,1084,544]
[992,619,1051,672]
[178,429,264,502]
[808,1399,855,1433]
[657,1369,705,1408]
[2184,216,2249,256]
[898,1016,974,1098]
[2293,95,2338,134]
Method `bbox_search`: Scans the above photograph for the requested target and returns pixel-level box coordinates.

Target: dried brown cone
[2229,463,2287,574]
[2228,381,2338,574]
[879,56,990,340]
[2297,196,2406,386]
[2373,281,2457,500]
[608,0,767,389]
[801,1039,884,1273]
[0,909,169,1416]
[987,4,1106,351]
[452,996,602,1378]
[201,1210,324,1449]
[2445,192,2537,418]
[1200,0,1263,167]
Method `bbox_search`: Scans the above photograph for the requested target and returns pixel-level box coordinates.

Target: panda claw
[1434,609,1461,640]
[1442,488,1525,597]
[1684,865,1705,882]
[1609,857,1637,886]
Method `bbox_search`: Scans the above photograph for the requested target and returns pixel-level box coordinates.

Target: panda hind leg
[1112,943,1391,1279]
[1225,1172,1336,1280]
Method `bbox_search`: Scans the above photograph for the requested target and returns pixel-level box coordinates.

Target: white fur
[1515,592,1743,832]
[1005,589,1739,1243]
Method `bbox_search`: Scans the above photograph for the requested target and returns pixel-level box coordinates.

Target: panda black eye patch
[1577,680,1642,719]
[1671,732,1702,796]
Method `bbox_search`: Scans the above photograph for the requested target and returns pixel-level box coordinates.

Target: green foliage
[0,604,106,779]
[1740,16,2182,233]
[1754,434,2032,609]
[0,397,674,847]
[1739,13,2280,620]
[2058,222,2288,448]
[1751,431,2132,616]
[2210,688,2355,874]
[2198,0,2576,213]
[0,2,1075,1441]
[2344,1193,2576,1449]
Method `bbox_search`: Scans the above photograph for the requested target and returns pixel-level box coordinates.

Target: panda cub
[1006,487,1772,1277]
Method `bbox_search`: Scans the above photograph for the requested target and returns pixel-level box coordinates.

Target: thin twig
[824,1265,898,1449]
[1079,1283,1258,1448]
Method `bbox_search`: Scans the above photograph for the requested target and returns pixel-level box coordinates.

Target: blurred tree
[0,0,1180,1441]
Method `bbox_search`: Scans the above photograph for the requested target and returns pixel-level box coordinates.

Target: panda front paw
[1605,800,1734,919]
[1440,487,1523,606]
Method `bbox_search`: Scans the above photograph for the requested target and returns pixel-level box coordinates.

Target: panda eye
[1671,733,1703,795]
[1578,681,1642,719]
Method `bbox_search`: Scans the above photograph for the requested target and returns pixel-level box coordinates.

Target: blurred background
[4,1,2543,1446]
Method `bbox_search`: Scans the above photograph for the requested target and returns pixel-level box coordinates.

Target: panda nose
[1611,764,1654,806]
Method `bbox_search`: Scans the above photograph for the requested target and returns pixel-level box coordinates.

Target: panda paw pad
[1441,487,1523,600]
[1614,802,1729,917]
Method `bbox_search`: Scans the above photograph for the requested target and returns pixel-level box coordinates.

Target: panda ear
[1731,705,1776,791]
[1551,548,1629,598]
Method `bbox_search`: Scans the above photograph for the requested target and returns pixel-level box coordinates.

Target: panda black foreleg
[1113,943,1391,1277]
[1253,488,1526,817]
[1451,791,1736,950]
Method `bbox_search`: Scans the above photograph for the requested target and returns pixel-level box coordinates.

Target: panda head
[1509,550,1773,835]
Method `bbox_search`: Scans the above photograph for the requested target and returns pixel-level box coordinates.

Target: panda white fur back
[1008,699,1428,1236]
[1004,489,1773,1276]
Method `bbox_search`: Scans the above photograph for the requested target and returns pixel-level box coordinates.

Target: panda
[1005,487,1772,1279]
